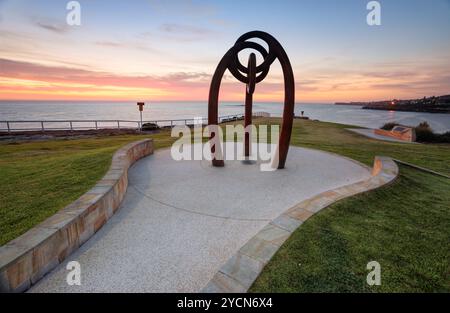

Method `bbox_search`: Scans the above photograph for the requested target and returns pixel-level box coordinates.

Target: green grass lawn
[0,132,177,245]
[250,165,450,292]
[247,118,449,292]
[0,118,449,292]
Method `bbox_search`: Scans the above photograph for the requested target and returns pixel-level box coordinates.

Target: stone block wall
[374,128,416,142]
[0,139,153,292]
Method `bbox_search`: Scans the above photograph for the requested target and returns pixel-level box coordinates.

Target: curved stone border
[0,139,153,293]
[202,156,398,293]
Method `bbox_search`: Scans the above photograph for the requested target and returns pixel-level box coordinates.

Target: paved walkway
[30,143,371,292]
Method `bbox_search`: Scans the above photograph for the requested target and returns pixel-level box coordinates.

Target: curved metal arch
[208,31,295,169]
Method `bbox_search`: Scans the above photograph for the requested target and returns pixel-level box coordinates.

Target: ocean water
[0,101,449,133]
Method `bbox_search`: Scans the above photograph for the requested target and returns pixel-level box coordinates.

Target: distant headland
[336,95,450,113]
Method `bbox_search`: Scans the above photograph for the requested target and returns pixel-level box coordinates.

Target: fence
[0,112,270,133]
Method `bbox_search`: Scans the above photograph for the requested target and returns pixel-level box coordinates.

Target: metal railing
[0,112,270,133]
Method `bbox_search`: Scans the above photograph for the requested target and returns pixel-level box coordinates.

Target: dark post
[137,102,145,131]
[244,53,256,157]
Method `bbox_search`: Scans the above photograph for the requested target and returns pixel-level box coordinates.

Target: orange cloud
[0,58,286,102]
[1,58,449,102]
[0,58,207,100]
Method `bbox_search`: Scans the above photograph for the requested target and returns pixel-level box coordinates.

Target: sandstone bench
[374,126,416,142]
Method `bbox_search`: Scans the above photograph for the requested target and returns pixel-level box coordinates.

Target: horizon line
[0,99,336,105]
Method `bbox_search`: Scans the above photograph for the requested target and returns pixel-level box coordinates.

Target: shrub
[417,121,431,129]
[434,131,450,143]
[415,121,435,142]
[380,122,399,130]
[141,122,159,131]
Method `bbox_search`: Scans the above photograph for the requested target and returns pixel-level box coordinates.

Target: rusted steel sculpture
[208,31,295,169]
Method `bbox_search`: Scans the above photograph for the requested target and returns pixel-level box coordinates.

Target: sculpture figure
[207,31,295,169]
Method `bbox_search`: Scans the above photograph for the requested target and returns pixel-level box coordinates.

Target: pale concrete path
[30,143,371,293]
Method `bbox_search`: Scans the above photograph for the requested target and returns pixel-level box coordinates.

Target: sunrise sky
[0,0,449,103]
